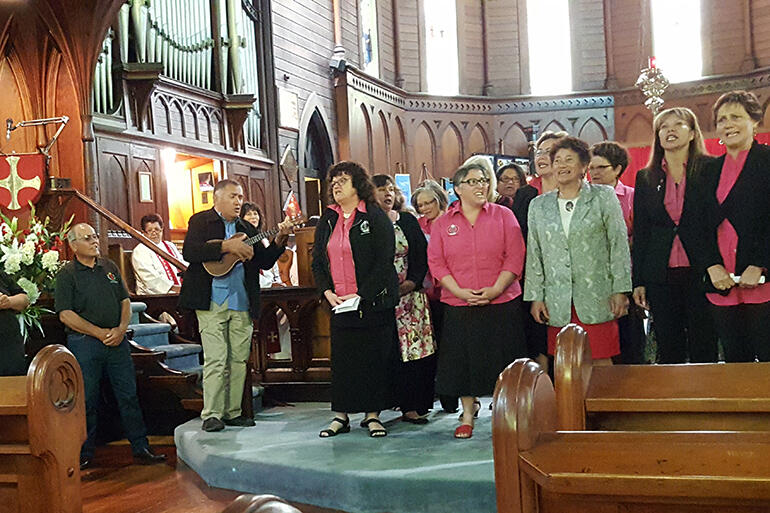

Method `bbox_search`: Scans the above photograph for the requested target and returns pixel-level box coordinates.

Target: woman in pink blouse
[632,108,718,364]
[589,141,646,364]
[427,161,527,439]
[687,91,770,362]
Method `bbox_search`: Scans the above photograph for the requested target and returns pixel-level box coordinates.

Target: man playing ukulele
[179,179,294,432]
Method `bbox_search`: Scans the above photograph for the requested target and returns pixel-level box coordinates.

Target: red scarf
[157,241,182,286]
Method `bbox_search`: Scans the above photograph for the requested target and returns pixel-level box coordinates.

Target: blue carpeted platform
[175,402,497,513]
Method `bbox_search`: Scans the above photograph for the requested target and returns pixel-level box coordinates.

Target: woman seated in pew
[373,174,436,425]
[686,91,770,362]
[632,107,718,364]
[131,213,187,295]
[427,157,527,438]
[589,141,646,364]
[0,271,29,376]
[312,161,399,438]
[524,136,631,366]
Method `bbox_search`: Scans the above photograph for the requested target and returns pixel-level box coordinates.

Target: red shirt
[529,176,543,195]
[614,181,634,238]
[662,160,690,268]
[327,201,367,297]
[418,215,443,301]
[708,150,770,306]
[427,201,525,306]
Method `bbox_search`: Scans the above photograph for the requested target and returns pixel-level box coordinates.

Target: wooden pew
[0,344,86,513]
[554,324,770,431]
[492,358,770,513]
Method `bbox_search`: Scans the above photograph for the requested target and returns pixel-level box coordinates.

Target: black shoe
[202,417,225,432]
[439,395,459,413]
[79,455,91,471]
[223,415,256,427]
[133,447,167,465]
[401,415,429,425]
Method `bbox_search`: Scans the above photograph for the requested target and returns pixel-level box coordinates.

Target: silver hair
[411,179,449,211]
[453,156,497,202]
[67,223,94,243]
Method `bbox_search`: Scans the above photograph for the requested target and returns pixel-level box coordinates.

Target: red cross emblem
[0,154,45,210]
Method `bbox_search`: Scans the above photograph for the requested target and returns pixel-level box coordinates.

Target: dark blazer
[512,184,538,239]
[685,142,770,277]
[395,212,428,289]
[631,158,709,287]
[312,203,399,312]
[178,207,284,318]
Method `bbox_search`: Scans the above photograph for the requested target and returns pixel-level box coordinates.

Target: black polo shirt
[55,257,129,331]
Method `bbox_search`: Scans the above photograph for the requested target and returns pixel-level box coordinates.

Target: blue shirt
[211,214,249,311]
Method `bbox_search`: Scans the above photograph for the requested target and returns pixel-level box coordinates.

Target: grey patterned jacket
[523,181,632,327]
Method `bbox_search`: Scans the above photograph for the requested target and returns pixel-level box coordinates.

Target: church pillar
[603,0,618,89]
[392,0,404,88]
[481,0,492,96]
[741,0,758,72]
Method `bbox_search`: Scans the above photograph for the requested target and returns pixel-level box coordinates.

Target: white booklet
[332,295,361,314]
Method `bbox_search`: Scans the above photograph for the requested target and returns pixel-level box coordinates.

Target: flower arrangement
[0,207,72,340]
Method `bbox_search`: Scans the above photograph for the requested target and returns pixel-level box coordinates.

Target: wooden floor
[82,439,342,513]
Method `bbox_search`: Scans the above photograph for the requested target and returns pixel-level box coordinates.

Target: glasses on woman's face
[498,176,520,184]
[588,164,613,173]
[330,176,351,188]
[459,178,490,187]
[416,198,437,210]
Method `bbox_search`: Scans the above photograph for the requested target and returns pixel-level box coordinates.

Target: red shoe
[454,424,473,439]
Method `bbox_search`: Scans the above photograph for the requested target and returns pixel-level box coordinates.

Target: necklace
[342,211,353,219]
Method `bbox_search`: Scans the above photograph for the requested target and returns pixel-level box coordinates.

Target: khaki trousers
[196,301,253,420]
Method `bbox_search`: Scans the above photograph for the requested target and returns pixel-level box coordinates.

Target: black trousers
[646,267,718,364]
[711,301,770,362]
[396,354,437,414]
[616,299,646,364]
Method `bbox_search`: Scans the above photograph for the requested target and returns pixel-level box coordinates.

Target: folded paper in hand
[730,273,766,284]
[332,296,361,314]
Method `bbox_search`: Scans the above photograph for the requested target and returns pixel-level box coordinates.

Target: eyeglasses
[416,198,437,209]
[75,234,99,242]
[498,176,520,184]
[330,176,351,188]
[459,178,490,187]
[588,165,613,172]
[534,148,551,156]
[144,227,163,233]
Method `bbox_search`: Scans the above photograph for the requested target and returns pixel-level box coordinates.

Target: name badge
[447,224,459,236]
[360,220,370,235]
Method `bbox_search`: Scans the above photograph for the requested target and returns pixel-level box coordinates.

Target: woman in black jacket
[373,174,436,425]
[632,107,718,363]
[686,91,770,362]
[312,162,399,437]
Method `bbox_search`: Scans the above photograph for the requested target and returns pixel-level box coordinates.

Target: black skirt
[436,298,527,397]
[330,308,397,413]
[396,353,437,414]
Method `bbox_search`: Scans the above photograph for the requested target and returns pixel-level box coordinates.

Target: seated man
[55,223,167,469]
[132,213,186,295]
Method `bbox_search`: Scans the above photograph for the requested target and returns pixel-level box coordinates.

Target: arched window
[424,0,459,95]
[360,0,380,78]
[526,0,572,95]
[651,0,702,83]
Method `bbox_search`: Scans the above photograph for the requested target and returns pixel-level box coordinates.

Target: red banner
[0,153,45,210]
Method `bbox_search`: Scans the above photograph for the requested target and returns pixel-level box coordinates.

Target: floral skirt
[396,289,436,362]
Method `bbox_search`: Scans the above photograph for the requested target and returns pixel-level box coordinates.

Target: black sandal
[319,417,350,438]
[458,400,482,421]
[360,417,387,437]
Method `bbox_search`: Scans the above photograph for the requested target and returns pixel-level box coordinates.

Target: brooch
[360,221,370,235]
[447,224,459,236]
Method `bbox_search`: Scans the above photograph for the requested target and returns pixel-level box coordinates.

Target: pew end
[0,344,86,513]
[553,323,593,429]
[492,358,557,513]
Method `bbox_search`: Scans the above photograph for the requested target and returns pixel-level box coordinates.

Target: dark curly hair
[326,161,376,205]
[590,141,630,177]
[549,136,591,167]
[140,213,164,231]
[241,202,265,231]
[712,90,763,124]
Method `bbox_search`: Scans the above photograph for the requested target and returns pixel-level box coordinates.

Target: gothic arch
[622,112,653,146]
[298,92,337,169]
[502,123,529,156]
[468,124,489,156]
[577,117,608,144]
[439,122,463,177]
[413,121,436,177]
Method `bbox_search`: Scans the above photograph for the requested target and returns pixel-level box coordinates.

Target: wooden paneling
[610,0,648,88]
[378,0,396,84]
[569,0,606,91]
[439,123,462,177]
[457,0,484,96]
[413,121,435,175]
[372,110,390,173]
[396,0,421,91]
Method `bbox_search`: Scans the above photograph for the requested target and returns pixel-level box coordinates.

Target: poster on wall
[442,177,458,204]
[394,174,412,203]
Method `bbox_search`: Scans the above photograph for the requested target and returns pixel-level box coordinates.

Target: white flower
[25,232,38,244]
[16,277,39,305]
[4,254,20,274]
[0,223,12,241]
[41,250,60,272]
[21,240,36,265]
[31,222,43,235]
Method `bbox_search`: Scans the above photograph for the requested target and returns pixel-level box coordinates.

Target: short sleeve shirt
[55,257,129,330]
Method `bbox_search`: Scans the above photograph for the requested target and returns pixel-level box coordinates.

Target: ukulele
[203,216,305,277]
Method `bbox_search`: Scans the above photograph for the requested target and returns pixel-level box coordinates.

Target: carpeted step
[152,344,202,371]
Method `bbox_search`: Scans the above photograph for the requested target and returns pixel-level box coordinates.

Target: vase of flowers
[0,207,72,340]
